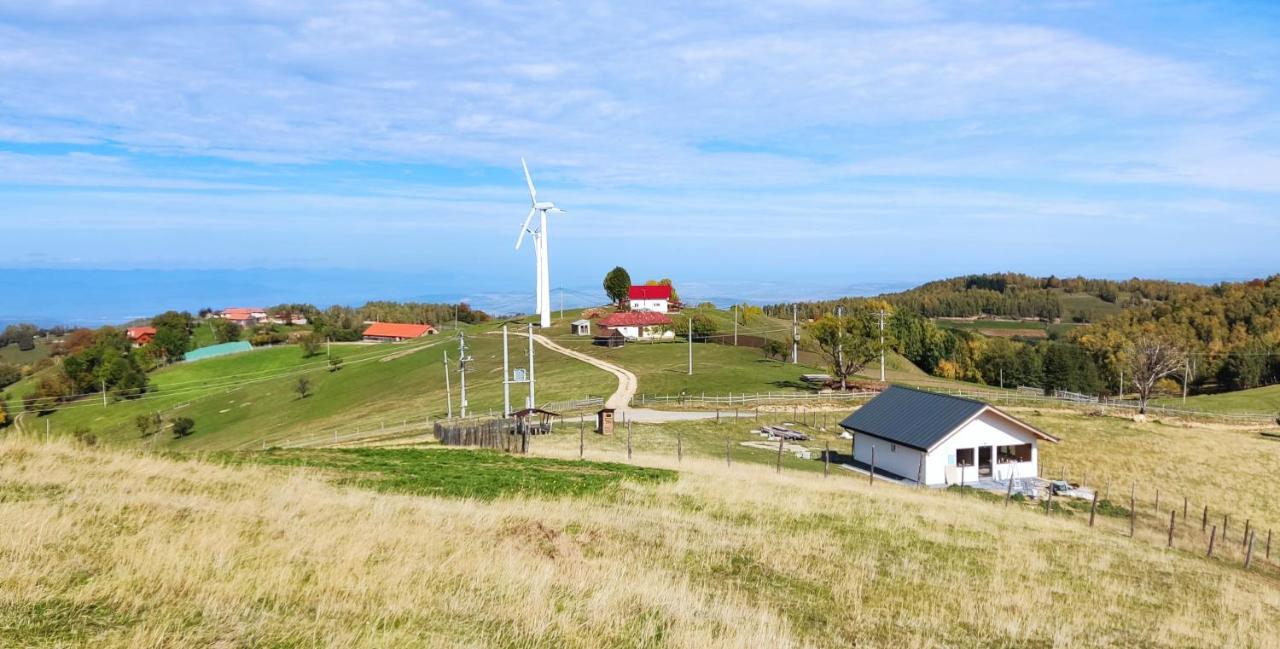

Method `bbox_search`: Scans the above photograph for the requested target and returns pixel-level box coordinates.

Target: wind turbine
[514,158,564,328]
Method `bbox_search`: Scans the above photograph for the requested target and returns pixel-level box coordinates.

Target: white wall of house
[852,433,927,482]
[924,410,1039,485]
[613,325,675,340]
[629,298,669,313]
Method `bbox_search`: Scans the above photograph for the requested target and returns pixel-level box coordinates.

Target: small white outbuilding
[839,386,1058,486]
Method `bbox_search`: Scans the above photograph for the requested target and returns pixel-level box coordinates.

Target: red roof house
[126,326,156,346]
[596,311,674,341]
[626,285,674,313]
[362,322,437,342]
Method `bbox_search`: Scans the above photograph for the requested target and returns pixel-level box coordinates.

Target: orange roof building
[362,322,437,342]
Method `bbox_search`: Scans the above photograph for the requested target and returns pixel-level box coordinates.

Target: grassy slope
[540,405,1280,534]
[2,438,1277,647]
[0,339,55,367]
[39,331,614,450]
[1153,384,1280,414]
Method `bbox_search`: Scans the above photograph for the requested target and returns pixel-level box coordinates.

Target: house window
[890,443,897,452]
[955,448,974,467]
[997,444,1033,463]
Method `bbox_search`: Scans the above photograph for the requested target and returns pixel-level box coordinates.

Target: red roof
[628,285,672,300]
[362,322,435,338]
[597,311,673,327]
[222,307,263,314]
[127,326,156,339]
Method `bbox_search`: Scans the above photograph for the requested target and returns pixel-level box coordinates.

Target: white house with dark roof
[839,386,1058,486]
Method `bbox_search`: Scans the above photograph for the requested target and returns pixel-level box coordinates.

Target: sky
[2,1,1279,318]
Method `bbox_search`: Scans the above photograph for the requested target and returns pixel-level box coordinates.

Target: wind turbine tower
[514,158,565,328]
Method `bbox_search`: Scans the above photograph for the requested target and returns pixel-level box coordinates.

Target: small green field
[224,447,674,500]
[0,339,55,367]
[1153,384,1280,415]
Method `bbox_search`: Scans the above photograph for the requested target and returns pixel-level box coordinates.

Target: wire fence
[632,387,1277,425]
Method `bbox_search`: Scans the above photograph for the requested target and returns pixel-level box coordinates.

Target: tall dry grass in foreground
[1,438,1278,648]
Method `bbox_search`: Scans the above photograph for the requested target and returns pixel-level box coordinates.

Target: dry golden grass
[1023,408,1280,539]
[2,437,1279,648]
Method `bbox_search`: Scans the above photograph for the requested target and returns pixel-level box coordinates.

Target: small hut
[596,408,615,435]
[511,407,560,435]
[571,319,592,336]
[594,327,625,348]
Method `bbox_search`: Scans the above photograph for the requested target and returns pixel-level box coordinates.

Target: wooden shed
[596,408,615,435]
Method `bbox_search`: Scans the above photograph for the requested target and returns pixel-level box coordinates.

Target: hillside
[1152,384,1280,415]
[32,331,614,450]
[2,436,1277,647]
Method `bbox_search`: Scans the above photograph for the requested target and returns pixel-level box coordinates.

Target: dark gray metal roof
[839,385,987,451]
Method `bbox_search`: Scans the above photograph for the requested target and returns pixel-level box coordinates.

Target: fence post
[626,421,632,461]
[1129,482,1136,538]
[869,447,875,486]
[1208,525,1217,557]
[1245,530,1255,569]
[1088,490,1098,527]
[677,430,683,462]
[1223,514,1229,542]
[1182,496,1187,523]
[1154,488,1159,514]
[823,442,829,478]
[1045,488,1053,515]
[1202,505,1208,533]
[579,419,584,460]
[1243,520,1251,549]
[775,436,783,474]
[1006,475,1014,508]
[1167,510,1176,547]
[725,439,731,467]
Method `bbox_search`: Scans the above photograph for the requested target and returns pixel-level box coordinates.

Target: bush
[328,356,343,372]
[297,332,322,357]
[73,426,97,447]
[171,417,195,438]
[0,363,20,389]
[295,376,312,399]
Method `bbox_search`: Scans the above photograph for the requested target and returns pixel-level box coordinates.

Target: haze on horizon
[2,1,1278,296]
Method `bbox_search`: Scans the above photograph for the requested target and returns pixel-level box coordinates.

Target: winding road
[512,330,718,423]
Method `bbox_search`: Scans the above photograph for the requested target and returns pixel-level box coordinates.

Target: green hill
[35,330,614,450]
[1153,384,1280,415]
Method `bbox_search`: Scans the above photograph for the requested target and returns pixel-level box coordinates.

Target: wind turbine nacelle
[534,202,557,211]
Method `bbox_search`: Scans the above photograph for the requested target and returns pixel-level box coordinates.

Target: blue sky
[1,1,1278,306]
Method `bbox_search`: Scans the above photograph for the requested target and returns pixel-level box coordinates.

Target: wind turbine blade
[521,158,537,205]
[515,207,536,250]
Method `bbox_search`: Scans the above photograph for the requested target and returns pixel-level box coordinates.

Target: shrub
[171,417,195,438]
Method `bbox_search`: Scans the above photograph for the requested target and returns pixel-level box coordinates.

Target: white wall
[853,433,926,483]
[629,299,669,313]
[924,409,1039,485]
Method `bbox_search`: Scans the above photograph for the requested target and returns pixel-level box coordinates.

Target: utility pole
[733,304,738,346]
[836,305,845,390]
[878,309,886,382]
[458,332,471,418]
[443,350,453,418]
[1119,368,1124,401]
[687,315,693,375]
[527,323,536,408]
[791,305,798,365]
[999,367,1004,390]
[1182,357,1190,405]
[326,337,331,360]
[502,325,511,417]
[559,289,564,320]
[101,378,107,407]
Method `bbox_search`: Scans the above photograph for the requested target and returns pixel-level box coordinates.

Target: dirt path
[521,332,637,410]
[512,331,716,422]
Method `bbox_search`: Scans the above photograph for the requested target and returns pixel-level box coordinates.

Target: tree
[0,363,20,390]
[603,266,632,305]
[0,398,8,428]
[808,313,879,390]
[171,417,195,438]
[1127,335,1187,414]
[761,339,788,361]
[212,319,242,344]
[295,375,312,399]
[677,314,716,342]
[297,332,322,357]
[135,412,162,438]
[150,311,192,362]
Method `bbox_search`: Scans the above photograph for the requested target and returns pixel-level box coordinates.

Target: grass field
[0,338,55,367]
[2,436,1278,647]
[222,447,674,500]
[1153,384,1280,415]
[34,332,614,450]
